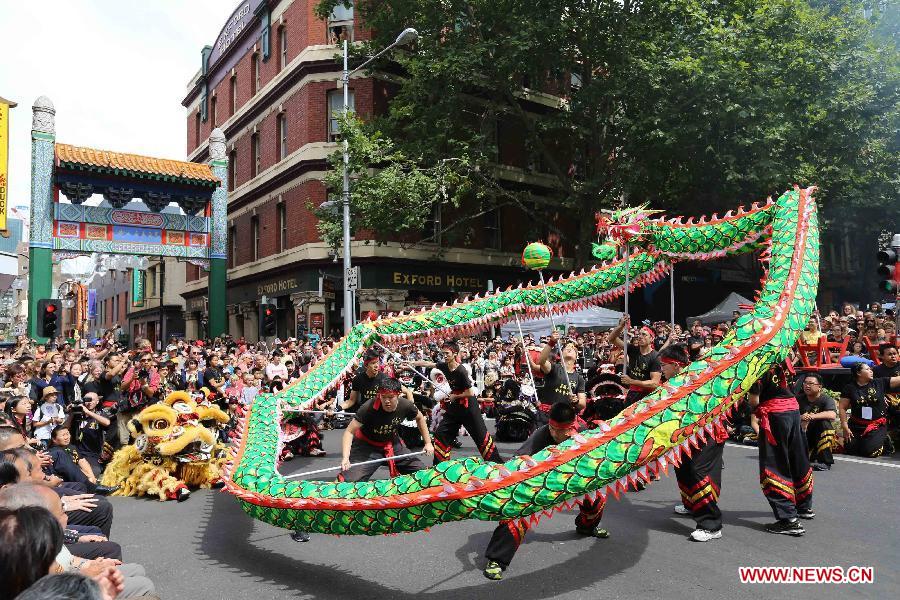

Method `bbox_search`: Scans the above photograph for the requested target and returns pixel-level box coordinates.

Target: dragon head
[592,204,663,261]
[595,204,662,245]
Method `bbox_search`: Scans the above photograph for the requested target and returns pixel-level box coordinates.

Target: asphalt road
[108,430,900,600]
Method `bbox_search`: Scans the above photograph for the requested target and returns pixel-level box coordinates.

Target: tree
[315,0,898,285]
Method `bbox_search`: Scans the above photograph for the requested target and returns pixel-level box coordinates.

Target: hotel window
[484,209,501,250]
[422,203,441,245]
[277,113,288,160]
[278,27,288,70]
[211,96,217,127]
[194,112,201,147]
[251,133,261,177]
[253,53,261,94]
[251,216,260,261]
[328,1,354,44]
[228,150,237,191]
[327,89,354,142]
[277,202,287,252]
[147,266,157,298]
[230,75,237,115]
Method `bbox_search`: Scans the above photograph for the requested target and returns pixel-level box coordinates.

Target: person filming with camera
[117,353,160,444]
[64,392,112,477]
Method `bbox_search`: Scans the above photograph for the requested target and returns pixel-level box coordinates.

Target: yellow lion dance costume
[100,391,229,501]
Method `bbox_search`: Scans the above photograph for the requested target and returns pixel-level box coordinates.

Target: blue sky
[0,0,237,209]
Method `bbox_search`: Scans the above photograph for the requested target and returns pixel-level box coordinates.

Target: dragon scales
[224,187,819,536]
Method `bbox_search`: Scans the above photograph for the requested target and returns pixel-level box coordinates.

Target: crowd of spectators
[0,298,896,598]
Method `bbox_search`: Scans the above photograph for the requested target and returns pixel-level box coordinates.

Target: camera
[138,368,150,380]
[70,397,84,414]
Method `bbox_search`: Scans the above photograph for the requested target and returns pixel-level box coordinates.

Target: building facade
[180,0,577,340]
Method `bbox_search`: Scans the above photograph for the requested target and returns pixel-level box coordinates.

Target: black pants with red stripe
[674,437,724,532]
[758,410,813,520]
[433,399,502,465]
[485,497,605,569]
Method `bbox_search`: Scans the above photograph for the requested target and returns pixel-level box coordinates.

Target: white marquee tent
[499,305,624,339]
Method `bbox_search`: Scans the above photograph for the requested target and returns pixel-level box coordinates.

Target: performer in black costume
[337,378,434,482]
[535,331,586,425]
[796,372,836,470]
[483,403,607,580]
[608,316,661,407]
[408,342,501,465]
[341,351,385,413]
[663,345,728,542]
[747,365,813,536]
[839,362,900,458]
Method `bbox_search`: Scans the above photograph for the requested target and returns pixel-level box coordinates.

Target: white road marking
[725,442,900,469]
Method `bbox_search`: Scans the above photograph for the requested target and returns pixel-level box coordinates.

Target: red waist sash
[441,390,470,409]
[754,397,799,446]
[353,428,399,477]
[711,421,730,444]
[850,416,887,437]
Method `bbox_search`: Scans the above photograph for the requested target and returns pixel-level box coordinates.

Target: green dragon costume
[224,186,819,537]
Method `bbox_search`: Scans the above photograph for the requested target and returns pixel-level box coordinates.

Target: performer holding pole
[747,365,814,536]
[406,341,501,465]
[535,330,586,425]
[537,276,573,393]
[337,378,434,482]
[609,315,661,407]
[663,344,728,542]
[483,402,608,581]
[522,242,572,392]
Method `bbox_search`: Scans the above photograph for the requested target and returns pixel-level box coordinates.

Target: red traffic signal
[37,299,62,339]
[259,302,277,337]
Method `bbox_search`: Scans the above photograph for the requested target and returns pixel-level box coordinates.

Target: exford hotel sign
[216,4,251,58]
[207,0,265,70]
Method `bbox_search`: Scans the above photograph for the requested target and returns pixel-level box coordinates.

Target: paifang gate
[27,96,231,341]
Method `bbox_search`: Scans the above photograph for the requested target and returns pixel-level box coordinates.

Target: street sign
[347,266,359,291]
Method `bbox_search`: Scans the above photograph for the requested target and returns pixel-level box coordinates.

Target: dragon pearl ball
[522,242,553,270]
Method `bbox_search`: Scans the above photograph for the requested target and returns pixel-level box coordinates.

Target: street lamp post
[339,27,418,334]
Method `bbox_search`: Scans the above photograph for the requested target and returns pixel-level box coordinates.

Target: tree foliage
[315,0,898,279]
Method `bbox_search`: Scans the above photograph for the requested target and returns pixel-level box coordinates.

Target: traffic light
[259,302,277,337]
[877,234,900,293]
[37,299,61,339]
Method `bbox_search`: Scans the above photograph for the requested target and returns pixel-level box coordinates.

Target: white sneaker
[689,528,722,542]
[673,504,691,516]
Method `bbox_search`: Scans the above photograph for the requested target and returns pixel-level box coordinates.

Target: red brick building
[181,0,575,340]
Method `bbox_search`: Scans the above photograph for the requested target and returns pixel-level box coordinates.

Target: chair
[793,336,849,370]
